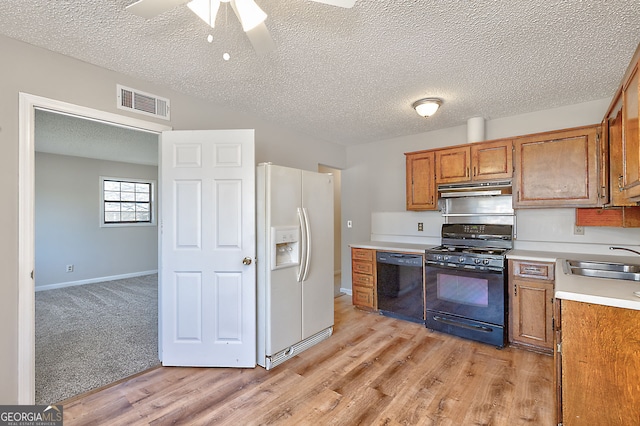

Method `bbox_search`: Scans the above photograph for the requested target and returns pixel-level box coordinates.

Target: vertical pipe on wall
[467,116,485,143]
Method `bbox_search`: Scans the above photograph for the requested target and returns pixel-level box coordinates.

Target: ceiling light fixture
[412,98,443,118]
[187,0,267,32]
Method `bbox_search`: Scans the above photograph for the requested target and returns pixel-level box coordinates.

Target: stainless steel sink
[564,259,640,282]
[565,260,640,273]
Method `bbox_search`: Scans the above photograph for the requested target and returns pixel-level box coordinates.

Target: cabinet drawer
[511,260,555,280]
[352,260,374,275]
[352,248,374,262]
[352,272,374,287]
[352,285,375,309]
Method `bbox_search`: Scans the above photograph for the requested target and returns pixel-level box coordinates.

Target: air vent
[117,84,170,120]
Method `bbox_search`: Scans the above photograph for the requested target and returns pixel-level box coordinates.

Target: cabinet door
[435,146,470,184]
[405,151,436,210]
[509,278,554,352]
[622,63,640,200]
[352,285,375,309]
[471,139,513,181]
[608,109,637,206]
[513,125,600,207]
[561,301,640,424]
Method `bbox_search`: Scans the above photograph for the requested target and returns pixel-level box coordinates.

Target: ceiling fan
[126,0,356,55]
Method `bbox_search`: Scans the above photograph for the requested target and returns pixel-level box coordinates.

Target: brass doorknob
[242,257,252,265]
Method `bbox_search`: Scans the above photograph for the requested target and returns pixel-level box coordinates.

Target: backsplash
[370,209,640,256]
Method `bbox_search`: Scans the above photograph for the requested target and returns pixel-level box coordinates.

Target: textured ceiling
[2,0,639,146]
[35,110,159,165]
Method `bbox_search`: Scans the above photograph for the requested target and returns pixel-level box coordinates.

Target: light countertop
[349,241,433,255]
[508,249,640,311]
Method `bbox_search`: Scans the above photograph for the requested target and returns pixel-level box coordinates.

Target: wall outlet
[66,264,74,273]
[418,222,424,232]
[574,225,585,235]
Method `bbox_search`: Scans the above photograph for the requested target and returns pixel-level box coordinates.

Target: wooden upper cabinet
[608,108,635,206]
[513,125,601,208]
[471,139,513,181]
[405,151,437,210]
[622,60,640,200]
[435,140,513,184]
[435,146,470,183]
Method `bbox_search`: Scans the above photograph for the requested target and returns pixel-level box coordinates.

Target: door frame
[18,92,171,404]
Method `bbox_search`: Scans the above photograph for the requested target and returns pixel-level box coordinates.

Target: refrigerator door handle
[296,207,307,282]
[302,207,312,282]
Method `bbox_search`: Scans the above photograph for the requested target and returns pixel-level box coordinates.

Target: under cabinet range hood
[438,180,512,198]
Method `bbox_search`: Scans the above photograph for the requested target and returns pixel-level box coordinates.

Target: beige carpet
[35,274,159,404]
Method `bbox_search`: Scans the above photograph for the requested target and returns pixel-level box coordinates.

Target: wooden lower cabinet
[508,260,555,353]
[351,248,376,310]
[556,299,640,425]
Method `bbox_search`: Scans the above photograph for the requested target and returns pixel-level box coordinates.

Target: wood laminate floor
[63,295,554,425]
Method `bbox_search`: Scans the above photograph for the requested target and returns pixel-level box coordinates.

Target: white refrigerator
[256,163,334,369]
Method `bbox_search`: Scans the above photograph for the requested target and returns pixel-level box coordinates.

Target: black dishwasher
[376,252,425,324]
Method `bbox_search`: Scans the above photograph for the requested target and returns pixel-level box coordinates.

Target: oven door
[425,261,506,346]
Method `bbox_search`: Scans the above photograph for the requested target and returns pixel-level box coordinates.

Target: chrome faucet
[609,246,640,257]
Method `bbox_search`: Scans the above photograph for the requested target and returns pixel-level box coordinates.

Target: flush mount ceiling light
[412,98,443,118]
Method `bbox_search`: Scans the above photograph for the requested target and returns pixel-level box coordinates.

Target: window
[100,177,156,226]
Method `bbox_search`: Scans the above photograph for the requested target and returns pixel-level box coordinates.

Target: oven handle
[425,261,504,274]
[432,315,494,333]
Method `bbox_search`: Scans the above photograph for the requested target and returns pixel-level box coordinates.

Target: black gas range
[424,223,513,347]
[425,224,512,270]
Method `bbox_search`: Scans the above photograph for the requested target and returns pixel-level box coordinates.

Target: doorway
[34,109,161,403]
[318,165,342,296]
[18,93,171,404]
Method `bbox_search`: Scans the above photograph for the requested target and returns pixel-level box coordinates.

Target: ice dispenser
[271,226,300,270]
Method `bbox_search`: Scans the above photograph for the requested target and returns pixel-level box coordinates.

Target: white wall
[341,99,640,291]
[35,153,158,289]
[0,34,346,403]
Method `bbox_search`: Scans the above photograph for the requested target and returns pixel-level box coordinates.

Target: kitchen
[1,1,640,424]
[347,43,640,425]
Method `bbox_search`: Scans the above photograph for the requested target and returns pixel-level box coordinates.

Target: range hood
[438,180,512,198]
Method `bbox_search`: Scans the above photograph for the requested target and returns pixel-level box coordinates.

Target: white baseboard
[340,287,352,296]
[35,270,158,292]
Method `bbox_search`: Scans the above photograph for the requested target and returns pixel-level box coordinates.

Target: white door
[160,129,256,367]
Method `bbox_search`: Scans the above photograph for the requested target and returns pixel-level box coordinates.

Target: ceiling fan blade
[126,0,186,19]
[245,22,276,55]
[229,1,275,55]
[187,0,221,28]
[307,0,356,8]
